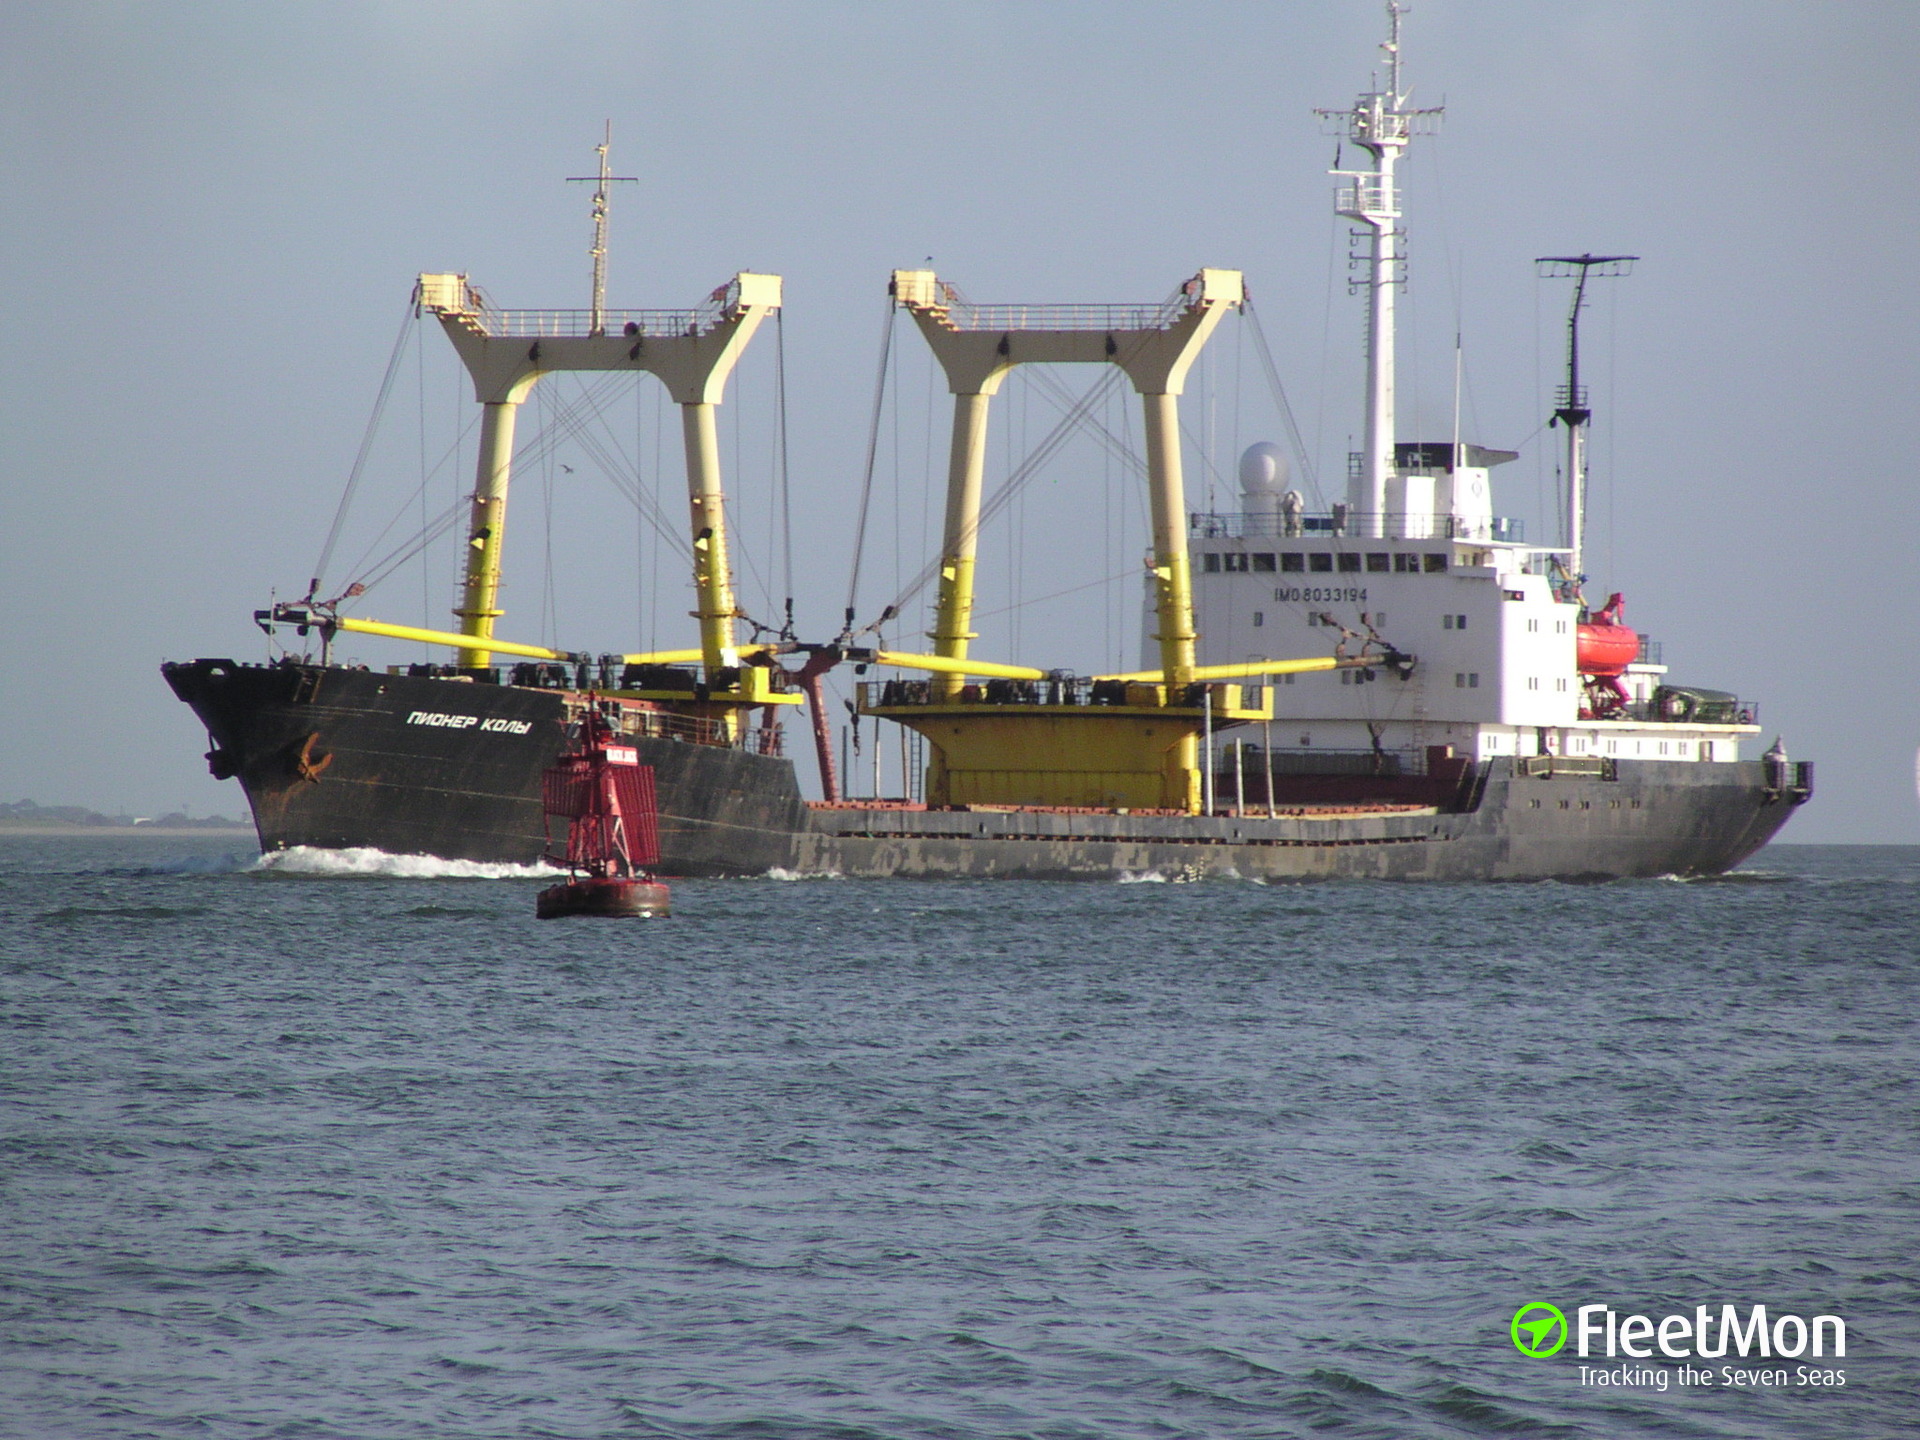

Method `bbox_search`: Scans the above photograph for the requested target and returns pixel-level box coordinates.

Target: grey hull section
[798,759,1807,881]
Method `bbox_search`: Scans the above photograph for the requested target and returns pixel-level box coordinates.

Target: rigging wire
[843,299,897,625]
[873,367,1123,625]
[1232,306,1244,491]
[1315,207,1341,504]
[416,304,430,636]
[1025,367,1144,479]
[538,383,560,647]
[648,382,664,651]
[335,409,480,594]
[972,566,1137,621]
[1243,301,1322,505]
[1178,411,1234,501]
[1402,146,1422,442]
[645,384,652,652]
[311,299,417,598]
[715,352,775,622]
[1121,392,1141,669]
[349,496,467,598]
[536,372,691,563]
[1606,280,1618,580]
[340,367,693,612]
[1534,269,1547,541]
[1102,378,1113,667]
[1009,373,1022,661]
[920,337,934,611]
[775,310,794,631]
[890,307,902,634]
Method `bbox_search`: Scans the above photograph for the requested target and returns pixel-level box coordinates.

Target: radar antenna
[1536,253,1637,603]
[567,122,639,336]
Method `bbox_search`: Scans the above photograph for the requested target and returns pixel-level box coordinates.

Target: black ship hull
[163,659,807,876]
[163,659,1809,880]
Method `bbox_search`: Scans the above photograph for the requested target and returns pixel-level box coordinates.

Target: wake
[251,846,561,880]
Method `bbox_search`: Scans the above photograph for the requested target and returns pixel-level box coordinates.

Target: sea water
[2,836,1915,1438]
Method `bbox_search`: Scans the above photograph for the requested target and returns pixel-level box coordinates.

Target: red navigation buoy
[535,699,670,918]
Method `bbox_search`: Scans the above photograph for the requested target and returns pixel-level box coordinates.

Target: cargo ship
[165,10,1810,879]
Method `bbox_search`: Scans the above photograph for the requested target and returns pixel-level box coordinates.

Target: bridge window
[1310,554,1334,573]
[1252,553,1276,572]
[1366,553,1390,572]
[1281,552,1305,572]
[1223,552,1249,573]
[1337,553,1362,573]
[1202,552,1221,572]
[1424,553,1449,573]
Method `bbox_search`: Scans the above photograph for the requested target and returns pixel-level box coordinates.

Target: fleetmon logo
[1511,1303,1569,1358]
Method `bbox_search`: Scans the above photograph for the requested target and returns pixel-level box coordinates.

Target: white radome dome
[1239,441,1289,496]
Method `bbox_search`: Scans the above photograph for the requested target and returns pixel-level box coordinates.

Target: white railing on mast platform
[921,281,1194,333]
[1335,174,1397,220]
[437,276,757,339]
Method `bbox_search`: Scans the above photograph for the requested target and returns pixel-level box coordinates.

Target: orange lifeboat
[1576,592,1639,677]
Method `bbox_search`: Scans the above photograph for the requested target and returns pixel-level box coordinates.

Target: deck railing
[470,307,714,338]
[918,278,1192,333]
[448,276,747,339]
[1190,511,1524,543]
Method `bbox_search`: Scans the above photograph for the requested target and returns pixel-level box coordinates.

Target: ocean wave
[764,866,844,881]
[251,846,561,880]
[129,851,258,876]
[38,905,212,922]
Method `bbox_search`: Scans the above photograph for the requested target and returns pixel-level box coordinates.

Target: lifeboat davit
[535,701,670,919]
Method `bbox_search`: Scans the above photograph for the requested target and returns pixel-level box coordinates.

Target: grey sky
[4,2,1914,841]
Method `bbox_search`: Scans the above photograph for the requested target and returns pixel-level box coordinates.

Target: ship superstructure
[1186,4,1769,808]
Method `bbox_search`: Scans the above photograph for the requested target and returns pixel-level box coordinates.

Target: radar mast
[567,122,638,336]
[1317,1,1442,538]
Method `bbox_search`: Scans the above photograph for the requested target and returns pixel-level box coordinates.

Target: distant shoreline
[0,824,255,838]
